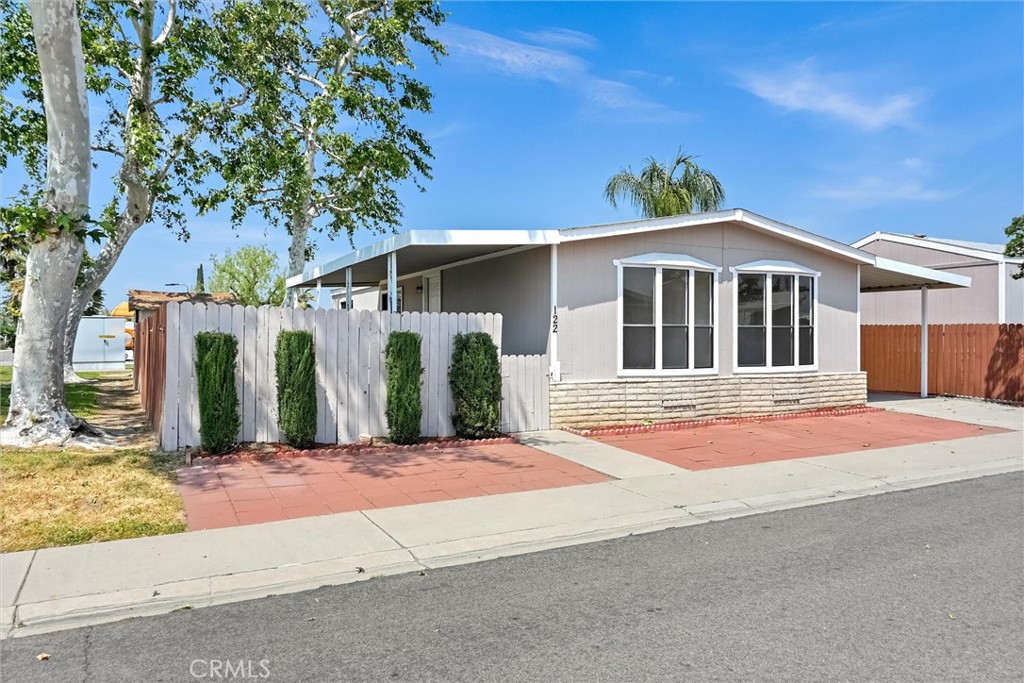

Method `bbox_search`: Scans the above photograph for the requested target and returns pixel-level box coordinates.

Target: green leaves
[202,0,447,256]
[208,245,286,307]
[1004,215,1024,280]
[604,149,726,219]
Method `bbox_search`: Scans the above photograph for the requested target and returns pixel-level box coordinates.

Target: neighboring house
[127,289,240,327]
[288,209,967,427]
[853,232,1023,324]
[329,285,380,311]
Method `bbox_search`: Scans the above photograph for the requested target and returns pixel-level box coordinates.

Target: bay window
[733,261,818,371]
[617,254,719,374]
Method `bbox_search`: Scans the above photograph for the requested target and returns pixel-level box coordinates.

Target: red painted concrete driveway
[178,443,609,531]
[590,411,1007,471]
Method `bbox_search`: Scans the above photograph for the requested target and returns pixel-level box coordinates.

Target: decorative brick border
[563,405,884,437]
[188,436,520,467]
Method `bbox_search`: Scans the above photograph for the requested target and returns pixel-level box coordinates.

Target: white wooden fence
[158,302,553,450]
[501,354,550,433]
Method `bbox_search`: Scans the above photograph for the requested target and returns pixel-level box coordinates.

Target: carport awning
[860,257,971,292]
[287,230,559,287]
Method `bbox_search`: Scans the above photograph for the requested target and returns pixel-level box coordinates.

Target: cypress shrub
[195,332,240,453]
[385,331,423,445]
[275,330,318,449]
[450,332,502,438]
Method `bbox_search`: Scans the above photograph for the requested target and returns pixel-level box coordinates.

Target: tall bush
[276,330,317,448]
[385,331,423,444]
[450,332,502,438]
[195,332,240,453]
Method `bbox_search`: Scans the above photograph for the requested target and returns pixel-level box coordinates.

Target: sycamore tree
[0,0,289,381]
[208,245,286,307]
[200,0,446,304]
[1,0,93,444]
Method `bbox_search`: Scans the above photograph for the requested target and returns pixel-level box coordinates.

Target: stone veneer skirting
[549,372,868,429]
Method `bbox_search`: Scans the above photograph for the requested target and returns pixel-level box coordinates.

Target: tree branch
[156,90,251,181]
[91,144,125,158]
[151,0,177,47]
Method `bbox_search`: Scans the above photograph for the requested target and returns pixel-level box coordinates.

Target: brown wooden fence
[861,324,1024,402]
[135,305,167,434]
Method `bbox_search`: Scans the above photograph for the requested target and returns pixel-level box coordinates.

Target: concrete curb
[4,458,1019,640]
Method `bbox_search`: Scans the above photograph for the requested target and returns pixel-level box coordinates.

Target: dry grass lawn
[1,368,187,552]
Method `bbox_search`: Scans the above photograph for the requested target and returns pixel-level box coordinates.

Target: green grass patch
[0,447,186,552]
[0,367,108,419]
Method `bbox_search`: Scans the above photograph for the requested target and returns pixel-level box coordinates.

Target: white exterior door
[426,274,441,313]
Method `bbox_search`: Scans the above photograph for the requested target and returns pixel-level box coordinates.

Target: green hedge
[385,331,423,445]
[195,332,240,453]
[275,330,317,449]
[450,332,502,439]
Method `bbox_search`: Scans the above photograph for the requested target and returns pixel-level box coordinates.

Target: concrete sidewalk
[2,397,1021,639]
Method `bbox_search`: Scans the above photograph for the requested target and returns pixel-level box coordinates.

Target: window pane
[737,274,765,325]
[799,327,814,365]
[738,327,766,366]
[772,275,793,327]
[662,269,688,325]
[772,327,794,366]
[694,271,713,326]
[623,268,654,325]
[694,327,713,369]
[663,325,688,369]
[623,326,655,369]
[799,276,813,325]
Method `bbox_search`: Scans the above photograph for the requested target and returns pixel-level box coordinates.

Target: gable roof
[851,231,1021,264]
[128,289,240,311]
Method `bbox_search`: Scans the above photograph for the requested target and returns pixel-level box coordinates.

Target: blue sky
[4,1,1023,307]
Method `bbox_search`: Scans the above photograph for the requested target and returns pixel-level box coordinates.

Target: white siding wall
[441,247,551,356]
[556,221,860,381]
[1006,268,1024,323]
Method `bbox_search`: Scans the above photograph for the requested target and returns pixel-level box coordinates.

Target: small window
[733,264,816,370]
[618,257,717,373]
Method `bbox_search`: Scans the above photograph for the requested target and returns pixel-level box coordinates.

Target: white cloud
[738,60,923,130]
[813,172,955,205]
[517,27,599,51]
[439,24,681,123]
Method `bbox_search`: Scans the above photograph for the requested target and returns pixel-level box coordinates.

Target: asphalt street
[3,472,1022,683]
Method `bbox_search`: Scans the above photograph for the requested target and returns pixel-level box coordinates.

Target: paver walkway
[178,443,609,530]
[590,411,1008,470]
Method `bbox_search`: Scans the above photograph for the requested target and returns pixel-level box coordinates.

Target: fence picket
[161,303,180,449]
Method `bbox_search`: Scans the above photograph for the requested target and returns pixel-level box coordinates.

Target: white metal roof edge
[287,229,560,287]
[869,256,972,288]
[559,208,874,265]
[852,231,1021,264]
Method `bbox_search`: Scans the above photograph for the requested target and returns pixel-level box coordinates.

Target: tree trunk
[3,0,91,445]
[284,127,319,307]
[62,210,147,382]
[285,213,312,307]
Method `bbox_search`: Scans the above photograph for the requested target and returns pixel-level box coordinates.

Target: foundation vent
[773,398,801,407]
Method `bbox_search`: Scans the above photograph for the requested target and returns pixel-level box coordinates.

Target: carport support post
[387,252,398,313]
[920,285,929,397]
[345,268,352,310]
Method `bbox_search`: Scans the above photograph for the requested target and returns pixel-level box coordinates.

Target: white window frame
[614,253,721,377]
[730,260,819,374]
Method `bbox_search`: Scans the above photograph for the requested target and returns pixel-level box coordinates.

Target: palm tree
[604,149,726,218]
